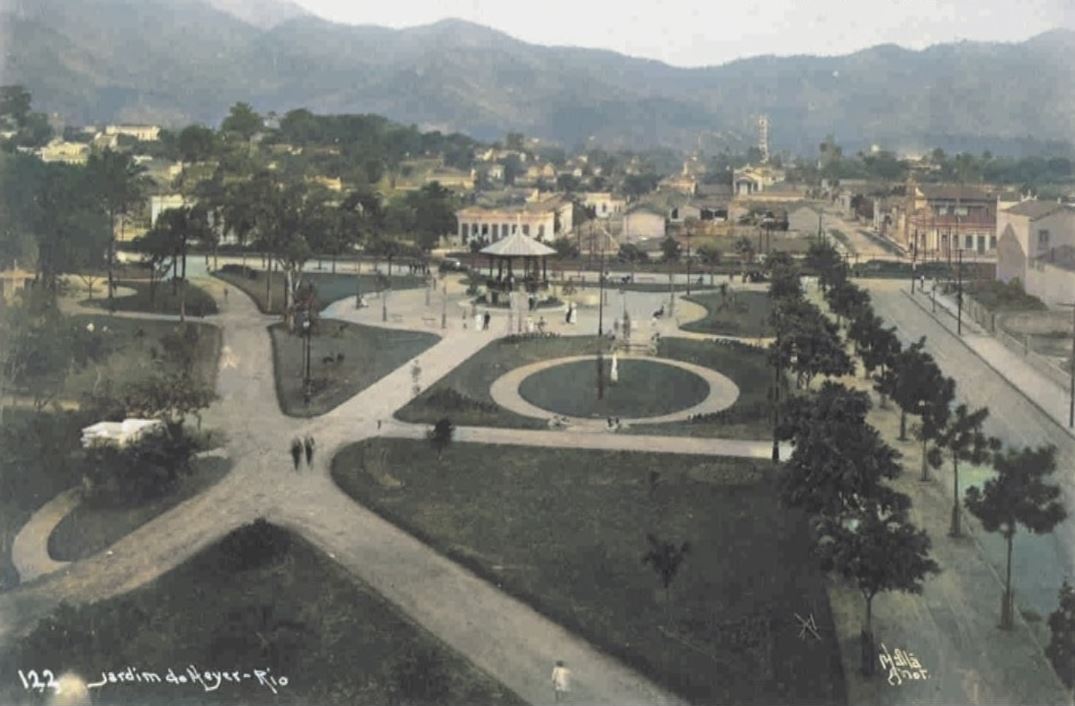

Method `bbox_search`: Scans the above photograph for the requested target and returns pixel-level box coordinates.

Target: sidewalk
[903,288,1073,438]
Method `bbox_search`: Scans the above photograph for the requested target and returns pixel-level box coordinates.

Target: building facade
[455,196,572,246]
[104,124,161,142]
[995,200,1075,305]
[904,183,999,259]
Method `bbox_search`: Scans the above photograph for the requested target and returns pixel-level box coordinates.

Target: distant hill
[2,0,1074,155]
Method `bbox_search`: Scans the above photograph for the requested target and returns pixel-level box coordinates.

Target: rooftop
[480,232,557,258]
[1004,199,1067,220]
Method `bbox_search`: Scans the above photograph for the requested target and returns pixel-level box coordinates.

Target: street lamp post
[597,251,606,401]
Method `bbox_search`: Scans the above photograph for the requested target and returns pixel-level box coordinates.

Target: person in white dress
[551,661,572,702]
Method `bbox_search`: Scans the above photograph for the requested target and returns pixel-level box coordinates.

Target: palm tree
[87,149,149,302]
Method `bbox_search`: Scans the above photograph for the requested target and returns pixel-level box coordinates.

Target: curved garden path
[489,354,740,428]
[3,273,734,706]
[10,489,79,583]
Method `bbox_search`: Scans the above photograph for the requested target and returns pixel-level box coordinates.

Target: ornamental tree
[817,503,939,675]
[779,382,909,521]
[965,445,1067,629]
[930,404,1000,537]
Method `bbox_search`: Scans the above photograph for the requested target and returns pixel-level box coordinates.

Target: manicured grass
[64,315,221,400]
[397,335,774,439]
[82,279,219,316]
[216,268,425,314]
[48,455,231,562]
[396,336,601,430]
[518,358,709,418]
[681,290,773,338]
[1,522,523,706]
[332,439,845,706]
[629,338,773,439]
[270,320,439,417]
[0,410,86,590]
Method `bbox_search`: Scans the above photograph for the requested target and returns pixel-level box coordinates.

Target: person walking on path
[304,435,315,465]
[289,438,302,471]
[551,660,571,702]
[223,287,228,306]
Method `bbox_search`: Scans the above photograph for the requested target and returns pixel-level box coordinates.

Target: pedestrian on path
[290,438,302,470]
[223,287,229,305]
[304,435,315,465]
[483,311,491,330]
[551,660,571,702]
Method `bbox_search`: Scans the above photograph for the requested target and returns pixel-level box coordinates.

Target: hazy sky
[291,0,1075,67]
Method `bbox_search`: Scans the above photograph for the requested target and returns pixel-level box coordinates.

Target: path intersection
[0,270,1068,706]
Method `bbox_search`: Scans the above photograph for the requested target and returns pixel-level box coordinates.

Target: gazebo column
[542,256,548,285]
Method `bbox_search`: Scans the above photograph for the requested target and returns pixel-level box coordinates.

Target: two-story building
[904,183,999,258]
[996,200,1075,304]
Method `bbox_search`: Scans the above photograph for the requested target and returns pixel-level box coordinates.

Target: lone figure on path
[304,435,315,465]
[290,438,302,470]
[551,660,571,702]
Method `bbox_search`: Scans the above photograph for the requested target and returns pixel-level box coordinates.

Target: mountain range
[2,0,1074,155]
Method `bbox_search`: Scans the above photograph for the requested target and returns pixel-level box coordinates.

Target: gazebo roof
[480,232,556,258]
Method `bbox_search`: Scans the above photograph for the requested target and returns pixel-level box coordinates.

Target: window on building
[1038,229,1050,250]
[990,235,997,249]
[538,225,545,238]
[522,225,530,236]
[954,206,968,216]
[965,235,973,250]
[977,235,985,253]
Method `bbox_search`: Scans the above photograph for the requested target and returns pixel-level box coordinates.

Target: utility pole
[685,226,692,296]
[956,248,963,336]
[911,234,918,294]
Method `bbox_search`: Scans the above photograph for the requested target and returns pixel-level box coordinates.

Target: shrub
[424,387,498,414]
[215,519,292,572]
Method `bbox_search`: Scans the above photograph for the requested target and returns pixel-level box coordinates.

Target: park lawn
[332,439,845,706]
[81,279,219,316]
[270,321,439,417]
[626,338,773,440]
[681,290,773,338]
[518,359,709,418]
[0,410,86,590]
[64,315,221,400]
[0,522,524,706]
[216,268,426,314]
[396,335,600,429]
[48,455,231,562]
[396,335,774,439]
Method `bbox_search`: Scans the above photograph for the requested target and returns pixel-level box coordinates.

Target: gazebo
[480,231,556,292]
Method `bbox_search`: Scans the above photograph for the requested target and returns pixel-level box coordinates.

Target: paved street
[867,279,1075,620]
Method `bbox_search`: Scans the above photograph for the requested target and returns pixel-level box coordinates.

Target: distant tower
[756,115,770,163]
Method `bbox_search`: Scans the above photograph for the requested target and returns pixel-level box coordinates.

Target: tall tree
[86,149,148,302]
[817,503,939,675]
[930,404,1000,537]
[913,373,955,481]
[177,124,217,164]
[779,382,909,521]
[221,102,263,142]
[884,338,947,441]
[966,445,1067,629]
